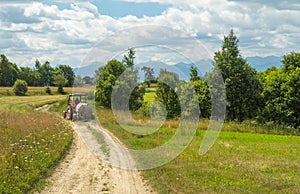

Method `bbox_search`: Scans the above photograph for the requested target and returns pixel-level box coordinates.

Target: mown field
[96,86,300,193]
[0,86,94,96]
[0,94,73,193]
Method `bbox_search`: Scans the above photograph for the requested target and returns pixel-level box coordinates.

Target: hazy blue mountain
[73,56,283,78]
[246,56,283,71]
[136,60,212,81]
[73,62,103,77]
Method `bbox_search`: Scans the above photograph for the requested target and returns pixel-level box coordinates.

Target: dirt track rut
[40,121,155,194]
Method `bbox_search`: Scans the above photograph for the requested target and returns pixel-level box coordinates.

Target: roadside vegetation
[0,95,73,193]
[0,111,73,193]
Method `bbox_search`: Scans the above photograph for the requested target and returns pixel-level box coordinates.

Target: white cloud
[0,0,300,68]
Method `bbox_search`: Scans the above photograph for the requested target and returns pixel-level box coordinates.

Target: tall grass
[0,111,73,193]
[0,95,74,193]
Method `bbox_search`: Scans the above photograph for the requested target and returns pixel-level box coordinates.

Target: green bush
[45,86,52,95]
[138,102,150,117]
[13,79,28,96]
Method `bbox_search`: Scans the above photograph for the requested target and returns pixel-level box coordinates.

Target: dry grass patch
[0,111,73,193]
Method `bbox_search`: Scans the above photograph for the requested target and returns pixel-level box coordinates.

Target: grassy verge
[96,108,300,193]
[0,95,73,193]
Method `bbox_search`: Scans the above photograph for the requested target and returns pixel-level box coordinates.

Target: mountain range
[74,56,283,80]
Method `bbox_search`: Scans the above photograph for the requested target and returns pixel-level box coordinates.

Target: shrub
[13,79,28,96]
[45,86,52,95]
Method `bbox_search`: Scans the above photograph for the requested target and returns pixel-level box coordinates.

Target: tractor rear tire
[67,106,73,121]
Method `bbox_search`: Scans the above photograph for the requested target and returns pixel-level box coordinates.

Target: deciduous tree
[212,29,262,122]
[95,60,125,108]
[155,69,180,118]
[142,66,155,87]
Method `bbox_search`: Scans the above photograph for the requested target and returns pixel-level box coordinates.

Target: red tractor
[63,94,95,121]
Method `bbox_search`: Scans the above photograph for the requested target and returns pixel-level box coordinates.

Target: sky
[0,0,299,68]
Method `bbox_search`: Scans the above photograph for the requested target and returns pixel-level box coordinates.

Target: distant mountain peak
[246,56,283,71]
[73,55,283,78]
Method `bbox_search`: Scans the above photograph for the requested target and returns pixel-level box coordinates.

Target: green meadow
[0,95,73,193]
[96,87,300,193]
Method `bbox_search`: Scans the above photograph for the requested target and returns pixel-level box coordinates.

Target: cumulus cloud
[0,0,299,67]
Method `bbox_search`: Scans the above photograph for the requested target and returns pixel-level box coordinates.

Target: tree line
[2,29,298,128]
[0,55,75,93]
[95,30,300,128]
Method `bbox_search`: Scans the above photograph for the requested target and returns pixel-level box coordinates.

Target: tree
[74,75,84,87]
[113,49,145,111]
[261,52,300,127]
[37,61,54,86]
[95,49,145,111]
[34,59,41,69]
[122,49,135,68]
[94,65,105,83]
[282,52,300,71]
[189,65,211,118]
[19,67,40,86]
[53,69,68,94]
[13,79,28,96]
[176,81,200,120]
[0,54,19,86]
[155,69,180,118]
[189,66,211,118]
[190,65,201,81]
[142,66,155,87]
[112,69,146,111]
[57,64,75,87]
[95,59,126,108]
[212,29,262,122]
[83,76,93,85]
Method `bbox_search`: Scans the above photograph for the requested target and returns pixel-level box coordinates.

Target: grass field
[0,95,73,193]
[144,85,157,103]
[0,95,66,112]
[0,86,94,96]
[96,108,300,193]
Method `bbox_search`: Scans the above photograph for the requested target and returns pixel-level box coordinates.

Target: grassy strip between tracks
[97,108,300,193]
[0,96,73,193]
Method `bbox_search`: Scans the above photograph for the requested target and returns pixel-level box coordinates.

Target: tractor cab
[63,93,94,121]
[67,94,87,108]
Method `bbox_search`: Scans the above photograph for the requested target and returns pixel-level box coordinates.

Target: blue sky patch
[94,0,169,18]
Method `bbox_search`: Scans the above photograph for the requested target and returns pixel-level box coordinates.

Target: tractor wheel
[66,106,73,120]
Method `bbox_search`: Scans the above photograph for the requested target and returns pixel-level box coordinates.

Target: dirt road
[41,121,155,194]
